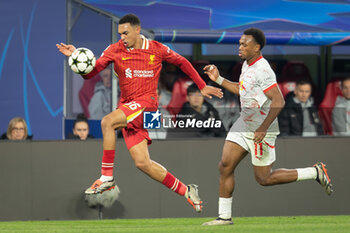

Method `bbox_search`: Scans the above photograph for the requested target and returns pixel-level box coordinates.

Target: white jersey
[230,56,279,138]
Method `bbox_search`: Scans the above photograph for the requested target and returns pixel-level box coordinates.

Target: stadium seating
[279,61,312,96]
[279,61,322,106]
[166,77,193,116]
[278,82,297,98]
[318,78,344,135]
[164,61,210,116]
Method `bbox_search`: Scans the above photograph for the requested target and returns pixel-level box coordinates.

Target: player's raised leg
[85,109,127,194]
[203,141,247,226]
[128,139,203,212]
[249,135,333,195]
[253,165,298,185]
[253,162,333,195]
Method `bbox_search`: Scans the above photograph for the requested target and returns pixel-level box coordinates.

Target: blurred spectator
[207,62,240,131]
[159,63,178,107]
[67,114,94,140]
[279,61,322,106]
[148,87,171,139]
[175,83,225,138]
[166,76,193,116]
[332,77,350,136]
[208,90,240,131]
[88,69,112,119]
[278,80,323,136]
[1,117,32,140]
[165,60,211,116]
[79,74,101,118]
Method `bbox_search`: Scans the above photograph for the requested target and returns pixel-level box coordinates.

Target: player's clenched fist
[203,65,220,82]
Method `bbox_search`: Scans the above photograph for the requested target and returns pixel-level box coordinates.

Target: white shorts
[226,131,276,166]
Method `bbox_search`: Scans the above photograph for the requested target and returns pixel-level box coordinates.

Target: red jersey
[85,35,206,103]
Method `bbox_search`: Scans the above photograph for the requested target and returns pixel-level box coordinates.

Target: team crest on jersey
[125,68,132,78]
[149,55,155,64]
[239,80,246,91]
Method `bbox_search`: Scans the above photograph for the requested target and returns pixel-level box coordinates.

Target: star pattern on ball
[69,48,95,75]
[71,57,79,66]
[79,48,88,55]
[85,57,94,66]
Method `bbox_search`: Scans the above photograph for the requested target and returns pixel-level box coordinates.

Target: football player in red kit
[57,14,223,212]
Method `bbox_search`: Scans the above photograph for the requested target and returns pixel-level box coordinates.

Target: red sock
[162,172,187,196]
[101,150,115,176]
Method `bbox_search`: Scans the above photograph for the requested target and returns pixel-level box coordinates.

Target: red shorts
[118,97,158,150]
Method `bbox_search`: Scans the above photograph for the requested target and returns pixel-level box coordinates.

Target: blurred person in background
[332,77,350,136]
[67,114,95,140]
[278,80,323,137]
[88,69,112,119]
[176,83,226,138]
[209,88,240,132]
[148,87,171,140]
[1,117,32,140]
[159,63,178,107]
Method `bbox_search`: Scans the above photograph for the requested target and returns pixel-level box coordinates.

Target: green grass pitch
[0,216,349,233]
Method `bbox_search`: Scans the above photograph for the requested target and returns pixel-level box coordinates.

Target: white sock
[296,167,317,181]
[218,197,232,219]
[99,175,113,182]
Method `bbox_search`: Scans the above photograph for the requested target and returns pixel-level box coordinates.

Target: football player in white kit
[202,28,333,226]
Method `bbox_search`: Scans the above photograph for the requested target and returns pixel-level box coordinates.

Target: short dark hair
[296,79,312,87]
[187,83,200,95]
[119,14,141,26]
[74,113,89,128]
[243,28,266,50]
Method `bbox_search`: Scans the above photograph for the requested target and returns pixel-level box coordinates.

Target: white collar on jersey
[127,34,149,51]
[141,35,149,49]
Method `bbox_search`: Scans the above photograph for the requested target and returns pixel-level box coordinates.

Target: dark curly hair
[119,14,141,26]
[243,28,266,50]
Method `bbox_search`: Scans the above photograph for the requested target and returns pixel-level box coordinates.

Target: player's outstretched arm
[201,85,223,99]
[203,65,239,95]
[56,43,76,57]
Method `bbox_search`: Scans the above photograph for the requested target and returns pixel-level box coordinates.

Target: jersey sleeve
[159,43,206,90]
[83,45,114,79]
[258,68,277,93]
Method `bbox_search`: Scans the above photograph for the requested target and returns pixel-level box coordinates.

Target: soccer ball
[68,48,96,75]
[85,184,120,208]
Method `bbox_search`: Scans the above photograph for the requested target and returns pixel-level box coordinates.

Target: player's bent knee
[134,159,152,173]
[101,115,113,129]
[101,114,126,130]
[255,175,273,186]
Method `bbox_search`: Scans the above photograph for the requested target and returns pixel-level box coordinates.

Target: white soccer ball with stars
[68,48,96,75]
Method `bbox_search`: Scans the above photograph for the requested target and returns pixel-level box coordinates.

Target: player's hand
[253,127,267,143]
[203,65,220,83]
[56,43,76,57]
[201,85,223,99]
